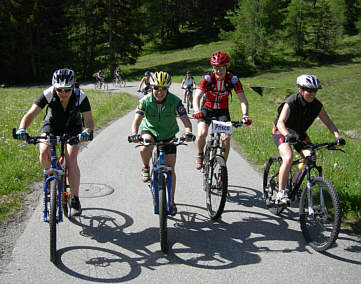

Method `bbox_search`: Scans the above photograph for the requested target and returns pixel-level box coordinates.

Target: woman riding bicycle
[272,74,345,204]
[129,71,194,216]
[137,71,152,95]
[15,68,95,216]
[181,71,196,107]
[193,51,251,169]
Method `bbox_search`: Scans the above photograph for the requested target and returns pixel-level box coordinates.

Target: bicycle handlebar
[297,140,345,152]
[12,128,79,145]
[129,135,195,146]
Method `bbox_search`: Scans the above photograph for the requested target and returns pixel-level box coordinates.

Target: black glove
[336,137,346,146]
[184,132,196,142]
[285,133,297,143]
[128,134,140,143]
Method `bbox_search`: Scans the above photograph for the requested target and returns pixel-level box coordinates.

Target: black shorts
[41,124,82,137]
[140,130,176,154]
[272,126,310,153]
[199,107,231,125]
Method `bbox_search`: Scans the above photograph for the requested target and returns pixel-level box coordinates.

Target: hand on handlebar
[193,111,203,120]
[183,132,196,142]
[78,130,93,142]
[14,128,28,140]
[241,115,252,126]
[128,134,141,143]
[336,137,346,146]
[285,133,298,143]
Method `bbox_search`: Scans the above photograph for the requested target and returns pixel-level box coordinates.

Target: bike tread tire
[158,174,168,253]
[49,179,57,263]
[206,155,228,220]
[299,176,341,252]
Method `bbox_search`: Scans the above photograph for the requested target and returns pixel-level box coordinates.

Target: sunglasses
[302,87,318,93]
[213,66,226,71]
[56,88,72,93]
[153,86,168,91]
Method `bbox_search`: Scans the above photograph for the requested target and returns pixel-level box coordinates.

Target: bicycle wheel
[157,174,168,253]
[206,155,228,220]
[299,176,341,252]
[263,156,290,215]
[49,179,57,263]
[120,79,126,87]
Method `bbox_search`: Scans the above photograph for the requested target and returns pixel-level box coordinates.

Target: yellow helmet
[150,71,171,87]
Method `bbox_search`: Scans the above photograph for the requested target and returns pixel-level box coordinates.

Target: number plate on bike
[212,120,232,134]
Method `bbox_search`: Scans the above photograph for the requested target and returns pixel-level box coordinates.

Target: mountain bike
[181,86,195,114]
[13,129,79,263]
[202,120,246,220]
[263,140,345,251]
[113,76,126,88]
[95,79,108,90]
[129,136,191,253]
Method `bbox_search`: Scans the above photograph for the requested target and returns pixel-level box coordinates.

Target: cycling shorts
[199,107,231,125]
[140,130,176,154]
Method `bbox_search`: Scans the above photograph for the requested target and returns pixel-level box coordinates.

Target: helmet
[98,70,102,73]
[150,71,171,87]
[145,71,150,76]
[52,68,75,88]
[210,51,230,66]
[186,70,191,74]
[296,74,322,89]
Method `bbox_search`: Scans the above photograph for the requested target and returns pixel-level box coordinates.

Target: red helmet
[210,51,230,66]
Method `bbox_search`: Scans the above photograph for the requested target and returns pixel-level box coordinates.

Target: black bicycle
[263,140,345,251]
[202,120,246,220]
[12,129,80,263]
[181,86,195,114]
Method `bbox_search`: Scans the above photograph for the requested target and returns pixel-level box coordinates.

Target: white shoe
[276,190,290,205]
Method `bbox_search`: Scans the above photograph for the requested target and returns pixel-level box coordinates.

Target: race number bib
[211,120,232,134]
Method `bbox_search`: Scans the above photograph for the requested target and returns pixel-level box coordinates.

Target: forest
[0,0,360,84]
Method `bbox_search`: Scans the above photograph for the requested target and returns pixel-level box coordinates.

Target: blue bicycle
[13,129,79,263]
[129,135,191,253]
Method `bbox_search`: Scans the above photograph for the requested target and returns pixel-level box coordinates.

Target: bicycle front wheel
[158,174,168,253]
[206,156,228,220]
[299,176,341,252]
[49,179,57,263]
[120,80,126,87]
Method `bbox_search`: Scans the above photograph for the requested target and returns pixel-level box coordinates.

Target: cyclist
[272,74,345,204]
[137,71,151,95]
[181,71,196,107]
[193,51,251,169]
[129,71,194,216]
[96,70,104,88]
[15,68,95,216]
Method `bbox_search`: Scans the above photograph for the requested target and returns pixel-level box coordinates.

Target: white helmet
[296,74,322,89]
[52,68,75,88]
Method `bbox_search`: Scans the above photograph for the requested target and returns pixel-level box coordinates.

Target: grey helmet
[52,68,75,88]
[296,74,322,89]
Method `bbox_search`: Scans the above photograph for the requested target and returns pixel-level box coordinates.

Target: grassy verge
[0,88,138,221]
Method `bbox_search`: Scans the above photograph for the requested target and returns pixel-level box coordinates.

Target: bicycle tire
[120,80,126,87]
[206,155,228,220]
[49,179,57,263]
[202,147,211,192]
[263,156,290,215]
[158,174,168,253]
[299,176,341,252]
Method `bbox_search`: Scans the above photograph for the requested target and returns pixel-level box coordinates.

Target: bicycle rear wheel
[158,174,168,253]
[49,179,57,263]
[299,176,341,252]
[206,156,228,220]
[263,156,290,215]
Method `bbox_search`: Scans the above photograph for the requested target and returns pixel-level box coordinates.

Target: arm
[318,107,341,138]
[131,113,144,134]
[138,78,145,91]
[193,88,204,113]
[237,91,249,116]
[82,111,94,132]
[179,113,192,134]
[276,103,291,136]
[19,104,42,130]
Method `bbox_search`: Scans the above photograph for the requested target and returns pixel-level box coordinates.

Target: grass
[0,87,138,220]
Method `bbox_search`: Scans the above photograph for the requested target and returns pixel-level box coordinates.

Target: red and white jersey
[198,72,244,109]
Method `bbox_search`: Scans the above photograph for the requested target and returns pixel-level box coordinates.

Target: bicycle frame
[42,137,66,223]
[149,146,173,214]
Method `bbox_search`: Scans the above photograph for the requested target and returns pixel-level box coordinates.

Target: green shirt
[137,92,185,140]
